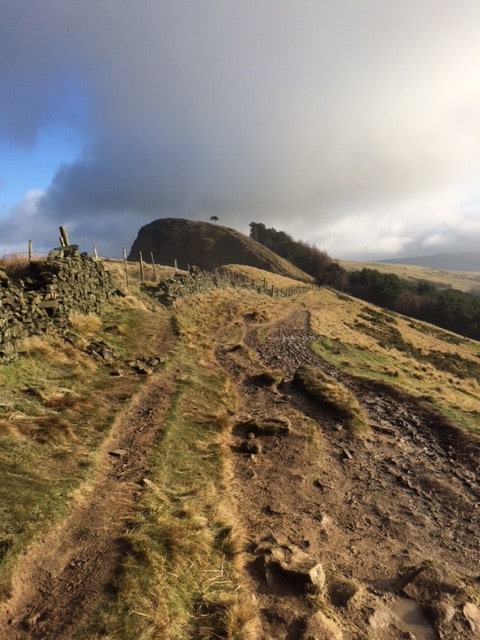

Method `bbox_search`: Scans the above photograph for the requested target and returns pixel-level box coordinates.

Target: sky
[0,0,479,260]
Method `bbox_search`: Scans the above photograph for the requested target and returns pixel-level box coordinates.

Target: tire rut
[0,370,176,639]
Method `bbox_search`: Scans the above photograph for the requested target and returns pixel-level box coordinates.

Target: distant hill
[128,218,313,282]
[380,253,480,272]
[339,259,480,294]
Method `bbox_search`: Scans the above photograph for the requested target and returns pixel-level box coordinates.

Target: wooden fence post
[123,247,129,287]
[150,252,157,281]
[59,226,70,247]
[139,251,145,282]
[28,240,32,265]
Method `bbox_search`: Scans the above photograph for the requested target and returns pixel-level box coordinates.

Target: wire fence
[1,241,320,302]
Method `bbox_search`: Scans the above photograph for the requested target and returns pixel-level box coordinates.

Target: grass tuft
[293,365,368,434]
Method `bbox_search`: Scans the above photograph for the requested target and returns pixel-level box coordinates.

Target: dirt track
[0,307,479,639]
[0,372,176,640]
[219,310,480,639]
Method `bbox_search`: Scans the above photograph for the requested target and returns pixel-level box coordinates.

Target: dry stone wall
[0,249,115,360]
[147,270,319,307]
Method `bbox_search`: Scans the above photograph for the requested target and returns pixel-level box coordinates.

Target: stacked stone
[0,267,36,359]
[30,251,114,318]
[150,271,235,306]
[148,270,319,307]
[0,252,116,361]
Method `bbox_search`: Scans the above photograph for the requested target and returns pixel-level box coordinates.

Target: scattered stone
[235,416,291,437]
[342,448,353,460]
[108,449,127,458]
[368,604,393,631]
[128,357,159,375]
[263,503,287,516]
[100,347,115,361]
[134,363,153,375]
[227,343,243,353]
[399,562,466,601]
[257,544,326,594]
[463,602,480,631]
[241,439,263,455]
[110,367,124,377]
[313,478,334,491]
[87,340,116,361]
[247,370,284,388]
[316,513,335,537]
[428,597,456,627]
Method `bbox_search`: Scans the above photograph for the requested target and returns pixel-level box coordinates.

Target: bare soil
[0,306,479,639]
[0,314,177,640]
[219,310,480,639]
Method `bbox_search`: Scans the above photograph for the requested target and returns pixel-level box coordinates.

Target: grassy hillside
[380,252,480,271]
[0,258,479,639]
[128,218,314,282]
[340,258,480,294]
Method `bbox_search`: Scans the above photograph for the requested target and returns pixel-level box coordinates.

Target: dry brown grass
[78,288,271,639]
[0,253,35,279]
[0,300,172,603]
[68,312,102,336]
[222,263,314,288]
[101,257,181,287]
[307,289,480,431]
[293,364,368,434]
[1,412,76,443]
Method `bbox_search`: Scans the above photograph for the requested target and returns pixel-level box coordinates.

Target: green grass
[0,302,168,599]
[78,294,260,640]
[293,365,368,434]
[311,339,399,384]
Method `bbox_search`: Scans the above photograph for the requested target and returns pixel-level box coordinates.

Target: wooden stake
[59,226,70,247]
[139,251,145,282]
[174,258,178,272]
[150,252,157,281]
[93,245,98,260]
[28,240,32,264]
[123,247,129,287]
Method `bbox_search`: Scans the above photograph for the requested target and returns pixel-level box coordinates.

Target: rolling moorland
[0,235,479,639]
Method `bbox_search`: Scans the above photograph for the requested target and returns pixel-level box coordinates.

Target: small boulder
[241,438,262,455]
[400,563,466,602]
[463,602,480,632]
[302,610,343,640]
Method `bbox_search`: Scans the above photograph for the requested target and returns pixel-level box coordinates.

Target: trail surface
[219,310,480,639]
[1,305,479,640]
[0,317,176,640]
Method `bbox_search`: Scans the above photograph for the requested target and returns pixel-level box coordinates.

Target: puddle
[391,596,437,640]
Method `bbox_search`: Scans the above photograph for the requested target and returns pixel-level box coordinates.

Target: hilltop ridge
[380,252,480,272]
[128,218,313,282]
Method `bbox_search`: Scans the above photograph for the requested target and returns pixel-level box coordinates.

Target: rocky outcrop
[128,218,313,281]
[0,249,115,360]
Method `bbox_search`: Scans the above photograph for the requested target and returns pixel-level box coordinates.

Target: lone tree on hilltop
[210,215,218,223]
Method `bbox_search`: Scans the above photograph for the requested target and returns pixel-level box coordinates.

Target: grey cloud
[1,0,479,257]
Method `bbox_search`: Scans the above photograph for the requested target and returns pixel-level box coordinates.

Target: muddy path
[0,323,177,640]
[219,310,480,639]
